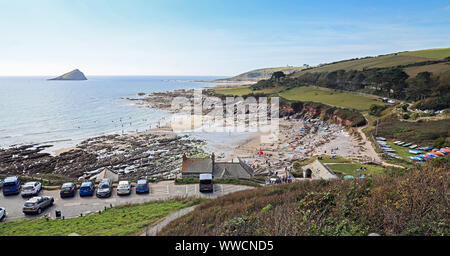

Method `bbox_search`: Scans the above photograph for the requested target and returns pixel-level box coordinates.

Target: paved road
[0,181,251,222]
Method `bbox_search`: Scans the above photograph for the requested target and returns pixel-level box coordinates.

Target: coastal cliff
[48,69,87,80]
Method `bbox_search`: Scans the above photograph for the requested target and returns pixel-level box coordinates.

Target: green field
[0,198,204,236]
[279,86,386,111]
[399,48,450,59]
[213,85,282,96]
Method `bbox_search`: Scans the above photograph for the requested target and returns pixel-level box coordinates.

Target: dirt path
[356,118,405,169]
[141,205,197,236]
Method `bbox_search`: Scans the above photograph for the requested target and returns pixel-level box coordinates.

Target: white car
[117,181,131,195]
[21,182,42,197]
[0,207,6,221]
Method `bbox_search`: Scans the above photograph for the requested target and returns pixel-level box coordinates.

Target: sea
[0,76,222,153]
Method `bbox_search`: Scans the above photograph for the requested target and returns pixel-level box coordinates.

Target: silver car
[117,181,131,195]
[21,182,42,197]
[0,207,6,221]
[23,196,54,215]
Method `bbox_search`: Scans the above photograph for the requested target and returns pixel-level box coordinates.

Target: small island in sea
[48,69,87,80]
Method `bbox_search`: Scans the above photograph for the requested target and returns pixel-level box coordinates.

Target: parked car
[199,173,213,193]
[21,182,42,197]
[23,196,54,215]
[2,176,21,196]
[60,183,77,198]
[0,207,6,221]
[117,181,131,196]
[79,182,95,196]
[96,178,113,198]
[135,179,150,194]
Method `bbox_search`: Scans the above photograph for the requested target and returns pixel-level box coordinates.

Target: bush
[160,156,450,236]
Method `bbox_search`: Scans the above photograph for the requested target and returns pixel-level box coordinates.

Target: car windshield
[118,184,128,188]
[62,187,72,191]
[24,202,35,207]
[3,182,17,187]
[200,179,212,185]
[99,184,109,189]
[23,185,34,190]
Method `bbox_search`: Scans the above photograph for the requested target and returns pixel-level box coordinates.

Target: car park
[96,178,113,198]
[0,207,6,221]
[117,181,132,196]
[23,196,54,215]
[60,183,77,198]
[136,179,150,194]
[79,182,95,196]
[21,182,42,197]
[2,176,21,196]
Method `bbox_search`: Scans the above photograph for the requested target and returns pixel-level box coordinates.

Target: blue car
[79,182,95,196]
[60,183,77,198]
[2,176,21,196]
[135,179,150,194]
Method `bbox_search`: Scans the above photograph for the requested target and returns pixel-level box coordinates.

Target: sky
[0,0,449,76]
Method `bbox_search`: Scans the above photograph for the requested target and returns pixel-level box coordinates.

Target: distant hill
[216,66,306,82]
[49,69,87,80]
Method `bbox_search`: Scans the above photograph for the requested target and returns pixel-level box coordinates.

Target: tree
[271,71,286,81]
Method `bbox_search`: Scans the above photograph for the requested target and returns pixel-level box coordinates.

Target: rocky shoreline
[0,131,205,181]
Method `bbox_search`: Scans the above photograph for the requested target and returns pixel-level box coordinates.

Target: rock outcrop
[48,69,87,80]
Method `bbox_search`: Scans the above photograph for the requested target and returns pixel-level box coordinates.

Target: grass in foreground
[160,157,449,236]
[279,86,385,111]
[0,198,205,236]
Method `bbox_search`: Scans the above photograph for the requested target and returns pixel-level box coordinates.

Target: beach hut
[423,147,434,151]
[440,148,450,153]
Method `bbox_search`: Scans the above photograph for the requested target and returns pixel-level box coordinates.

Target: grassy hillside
[217,66,305,82]
[160,157,449,236]
[289,48,450,77]
[399,48,450,59]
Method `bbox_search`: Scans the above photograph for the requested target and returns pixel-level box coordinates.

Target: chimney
[182,153,187,161]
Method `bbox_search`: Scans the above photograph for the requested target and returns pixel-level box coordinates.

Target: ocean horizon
[0,75,223,152]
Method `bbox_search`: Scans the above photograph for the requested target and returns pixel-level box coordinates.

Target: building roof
[182,157,213,174]
[213,162,252,179]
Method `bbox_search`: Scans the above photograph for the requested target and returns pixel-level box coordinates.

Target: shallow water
[0,76,220,150]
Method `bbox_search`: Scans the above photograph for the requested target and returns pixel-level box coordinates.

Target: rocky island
[48,69,87,80]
